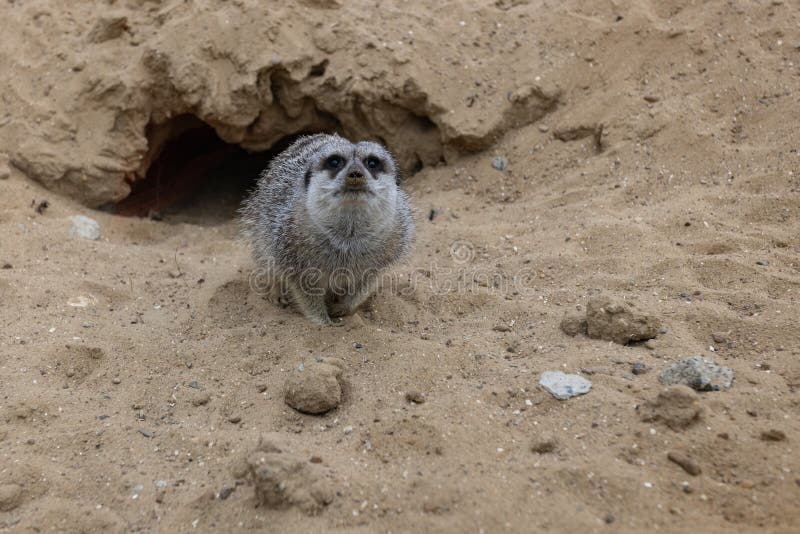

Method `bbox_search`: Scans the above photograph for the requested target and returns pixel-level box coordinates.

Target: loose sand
[1,0,799,532]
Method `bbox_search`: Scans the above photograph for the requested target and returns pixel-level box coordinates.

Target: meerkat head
[304,135,401,233]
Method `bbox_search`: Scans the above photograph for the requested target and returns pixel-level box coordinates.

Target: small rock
[659,356,734,391]
[667,451,701,476]
[492,324,511,332]
[0,483,23,512]
[405,390,426,404]
[69,215,101,240]
[604,513,615,524]
[639,386,702,430]
[632,362,648,375]
[644,339,657,350]
[0,165,10,180]
[309,456,323,464]
[491,156,508,171]
[1,263,11,269]
[34,199,49,214]
[87,15,129,43]
[188,380,200,389]
[760,429,787,442]
[539,370,592,400]
[228,415,242,424]
[191,393,211,406]
[353,342,364,349]
[138,429,154,438]
[284,358,344,414]
[755,260,768,266]
[559,314,587,337]
[585,296,660,345]
[530,433,558,453]
[218,486,235,500]
[256,383,268,393]
[711,332,727,344]
[739,479,755,489]
[538,124,550,133]
[111,377,121,385]
[643,95,660,103]
[343,425,353,435]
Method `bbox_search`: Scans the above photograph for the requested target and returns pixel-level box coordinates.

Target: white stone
[539,370,592,400]
[69,215,100,240]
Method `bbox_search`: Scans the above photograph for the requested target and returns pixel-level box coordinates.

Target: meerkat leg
[329,277,378,317]
[288,281,331,325]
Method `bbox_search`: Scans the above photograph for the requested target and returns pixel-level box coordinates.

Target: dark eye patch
[365,156,383,174]
[324,155,344,171]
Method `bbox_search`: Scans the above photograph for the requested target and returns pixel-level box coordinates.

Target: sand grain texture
[1,0,799,532]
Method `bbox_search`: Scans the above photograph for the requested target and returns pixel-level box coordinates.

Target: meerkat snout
[239,134,414,325]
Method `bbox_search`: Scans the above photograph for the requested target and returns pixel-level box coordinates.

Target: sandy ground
[2,0,800,532]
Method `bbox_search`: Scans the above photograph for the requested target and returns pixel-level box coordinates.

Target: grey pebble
[188,380,200,389]
[755,260,768,266]
[632,362,648,375]
[491,156,508,171]
[138,429,154,438]
[659,356,733,391]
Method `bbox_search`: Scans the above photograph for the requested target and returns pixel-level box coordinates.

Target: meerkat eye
[324,155,344,170]
[365,156,383,173]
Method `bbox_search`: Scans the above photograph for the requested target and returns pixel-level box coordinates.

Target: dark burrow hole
[112,115,315,225]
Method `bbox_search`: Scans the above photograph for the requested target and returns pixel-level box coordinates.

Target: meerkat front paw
[328,300,350,318]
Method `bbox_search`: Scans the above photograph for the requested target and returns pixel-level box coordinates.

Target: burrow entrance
[112,115,322,225]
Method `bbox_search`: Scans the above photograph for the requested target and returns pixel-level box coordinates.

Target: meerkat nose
[345,162,367,186]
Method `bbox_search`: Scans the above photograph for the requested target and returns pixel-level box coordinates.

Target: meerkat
[239,133,413,325]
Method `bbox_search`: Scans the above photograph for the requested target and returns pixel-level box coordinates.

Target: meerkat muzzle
[345,173,366,188]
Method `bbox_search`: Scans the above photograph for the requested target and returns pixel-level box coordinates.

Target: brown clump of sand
[1,0,800,532]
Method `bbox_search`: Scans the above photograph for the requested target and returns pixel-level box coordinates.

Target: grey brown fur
[239,134,413,324]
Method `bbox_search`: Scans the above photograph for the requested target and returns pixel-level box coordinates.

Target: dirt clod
[243,434,334,514]
[760,429,787,442]
[530,433,558,454]
[585,296,660,345]
[0,484,23,512]
[559,314,587,337]
[640,386,703,431]
[284,358,344,415]
[667,451,701,476]
[405,390,426,404]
